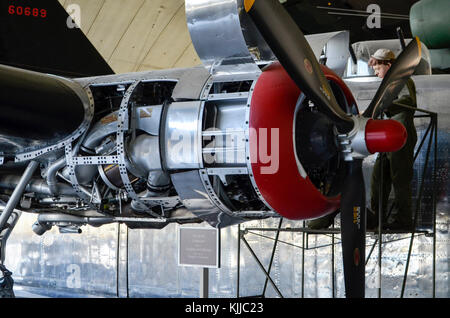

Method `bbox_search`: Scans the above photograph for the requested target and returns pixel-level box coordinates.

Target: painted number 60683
[8,5,47,18]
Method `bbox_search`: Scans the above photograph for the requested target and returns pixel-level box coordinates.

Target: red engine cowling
[249,62,357,220]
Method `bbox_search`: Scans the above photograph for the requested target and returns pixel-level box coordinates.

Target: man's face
[372,62,391,78]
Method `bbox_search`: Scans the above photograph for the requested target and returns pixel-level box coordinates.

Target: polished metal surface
[163,101,204,170]
[292,93,309,179]
[17,69,273,230]
[185,0,262,75]
[185,0,351,78]
[304,31,349,62]
[337,117,372,161]
[312,31,350,77]
[134,105,163,136]
[172,67,212,101]
[203,101,247,166]
[170,170,243,228]
[127,135,162,177]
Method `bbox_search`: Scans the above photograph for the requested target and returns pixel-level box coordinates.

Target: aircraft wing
[0,0,113,77]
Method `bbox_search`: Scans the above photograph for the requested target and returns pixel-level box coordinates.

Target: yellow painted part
[244,0,256,12]
[416,36,422,59]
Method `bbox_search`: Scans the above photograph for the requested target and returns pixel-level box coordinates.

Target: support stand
[0,160,39,298]
[0,264,14,298]
[236,107,438,298]
[200,268,209,298]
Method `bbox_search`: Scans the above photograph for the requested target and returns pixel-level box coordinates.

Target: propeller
[243,0,353,133]
[362,37,422,119]
[339,159,366,297]
[244,0,420,298]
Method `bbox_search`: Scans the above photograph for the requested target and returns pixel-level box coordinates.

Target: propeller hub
[337,116,371,161]
[365,119,407,153]
[337,116,408,160]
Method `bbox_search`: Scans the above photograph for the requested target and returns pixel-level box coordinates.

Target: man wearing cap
[367,48,418,231]
[308,48,417,231]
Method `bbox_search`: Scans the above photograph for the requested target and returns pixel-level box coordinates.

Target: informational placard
[178,226,220,268]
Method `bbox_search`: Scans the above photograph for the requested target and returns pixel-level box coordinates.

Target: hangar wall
[5,200,449,298]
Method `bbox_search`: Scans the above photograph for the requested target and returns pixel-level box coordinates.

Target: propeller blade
[244,0,353,132]
[339,159,366,298]
[363,37,422,118]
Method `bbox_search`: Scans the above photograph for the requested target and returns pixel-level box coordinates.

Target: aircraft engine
[0,0,409,238]
[0,60,395,233]
[0,0,421,299]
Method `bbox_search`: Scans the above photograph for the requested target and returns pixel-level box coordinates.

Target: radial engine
[0,0,408,235]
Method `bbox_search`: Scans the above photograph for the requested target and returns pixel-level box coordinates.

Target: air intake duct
[0,64,87,141]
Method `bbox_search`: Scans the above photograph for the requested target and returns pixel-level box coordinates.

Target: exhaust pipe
[0,175,77,196]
